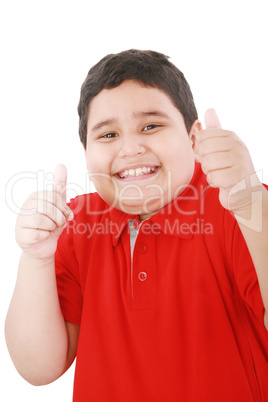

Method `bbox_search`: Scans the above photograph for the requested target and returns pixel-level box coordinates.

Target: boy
[5,49,268,401]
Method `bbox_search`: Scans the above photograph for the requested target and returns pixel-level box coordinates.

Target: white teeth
[118,166,157,179]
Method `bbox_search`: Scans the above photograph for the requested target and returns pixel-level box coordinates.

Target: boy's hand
[194,109,262,214]
[15,165,73,262]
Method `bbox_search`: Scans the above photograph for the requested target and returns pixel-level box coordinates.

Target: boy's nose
[118,135,146,158]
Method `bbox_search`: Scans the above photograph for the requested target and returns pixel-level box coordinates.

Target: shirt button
[138,243,148,253]
[133,221,140,230]
[138,272,148,281]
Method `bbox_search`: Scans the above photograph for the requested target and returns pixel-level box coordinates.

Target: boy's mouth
[116,166,159,180]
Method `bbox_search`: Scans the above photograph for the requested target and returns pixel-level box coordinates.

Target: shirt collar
[108,163,210,246]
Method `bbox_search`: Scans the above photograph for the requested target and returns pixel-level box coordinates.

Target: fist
[193,109,261,212]
[15,165,73,262]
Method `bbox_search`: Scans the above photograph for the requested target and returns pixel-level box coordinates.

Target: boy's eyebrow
[90,111,170,134]
[133,110,170,119]
[90,118,116,133]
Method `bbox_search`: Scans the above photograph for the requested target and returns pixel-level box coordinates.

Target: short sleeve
[55,223,83,326]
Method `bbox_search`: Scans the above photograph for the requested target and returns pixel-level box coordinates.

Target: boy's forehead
[87,80,180,125]
[93,80,166,102]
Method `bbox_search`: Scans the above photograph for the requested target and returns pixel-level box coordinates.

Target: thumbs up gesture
[15,165,73,262]
[194,109,261,213]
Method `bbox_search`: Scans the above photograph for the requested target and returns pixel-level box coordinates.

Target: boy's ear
[189,119,202,149]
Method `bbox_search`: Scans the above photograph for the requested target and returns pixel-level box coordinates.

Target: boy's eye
[143,124,160,131]
[101,133,118,139]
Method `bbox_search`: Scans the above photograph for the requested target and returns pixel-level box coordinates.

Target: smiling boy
[85,80,198,219]
[5,49,268,401]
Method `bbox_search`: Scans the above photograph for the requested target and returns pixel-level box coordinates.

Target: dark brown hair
[78,49,198,148]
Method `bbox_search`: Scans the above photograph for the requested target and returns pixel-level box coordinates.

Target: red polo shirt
[55,163,268,401]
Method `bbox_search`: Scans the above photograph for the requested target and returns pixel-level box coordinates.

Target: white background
[1,0,268,400]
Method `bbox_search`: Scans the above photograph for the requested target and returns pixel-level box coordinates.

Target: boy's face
[85,80,200,219]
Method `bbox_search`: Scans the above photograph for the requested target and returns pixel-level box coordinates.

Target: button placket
[132,226,153,310]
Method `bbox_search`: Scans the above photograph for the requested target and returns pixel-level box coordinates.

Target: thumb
[204,108,221,129]
[53,164,67,200]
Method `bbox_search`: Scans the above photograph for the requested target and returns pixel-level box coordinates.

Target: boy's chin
[114,198,166,219]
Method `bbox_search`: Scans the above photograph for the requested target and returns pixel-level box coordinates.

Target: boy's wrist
[20,251,55,268]
[231,184,267,232]
[220,172,263,214]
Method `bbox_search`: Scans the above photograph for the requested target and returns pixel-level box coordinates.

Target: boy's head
[79,49,201,219]
[78,49,198,149]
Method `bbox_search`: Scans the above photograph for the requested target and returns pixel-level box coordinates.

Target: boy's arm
[5,254,78,384]
[194,110,268,329]
[5,165,77,385]
[234,187,268,328]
